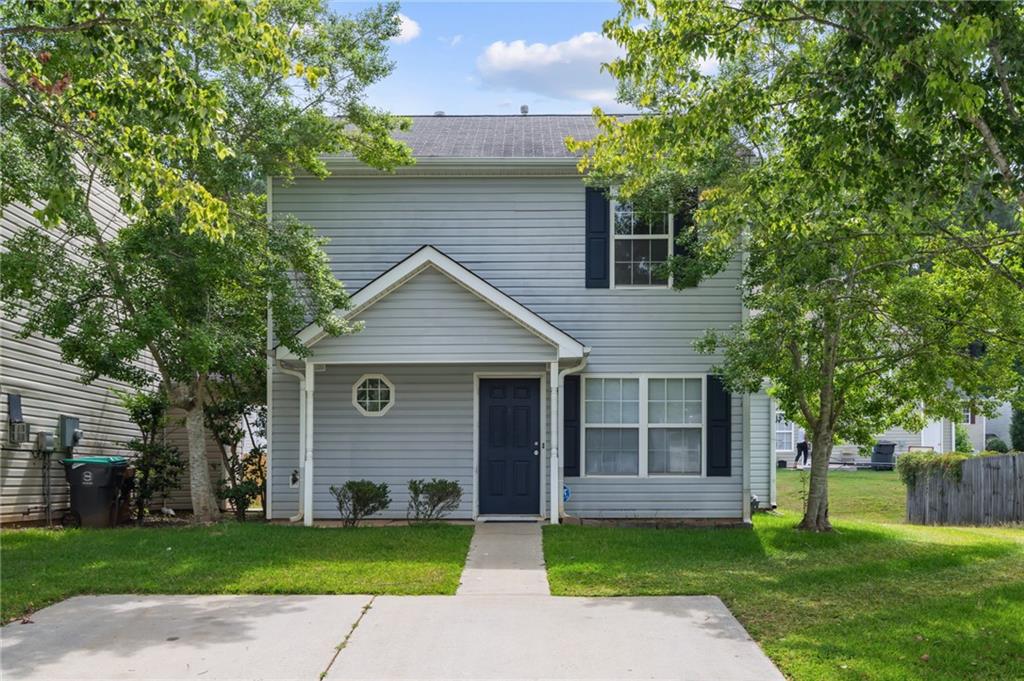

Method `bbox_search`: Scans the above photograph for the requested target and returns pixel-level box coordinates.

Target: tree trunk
[184,400,221,523]
[799,425,833,531]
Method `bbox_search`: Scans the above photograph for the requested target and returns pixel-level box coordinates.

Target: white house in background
[772,400,1015,466]
[267,114,779,526]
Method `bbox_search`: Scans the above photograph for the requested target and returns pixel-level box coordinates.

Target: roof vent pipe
[520,104,529,115]
[434,110,445,116]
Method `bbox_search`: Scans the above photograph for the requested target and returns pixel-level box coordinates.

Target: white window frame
[609,199,674,289]
[775,415,795,453]
[962,406,973,424]
[352,373,395,417]
[580,374,706,478]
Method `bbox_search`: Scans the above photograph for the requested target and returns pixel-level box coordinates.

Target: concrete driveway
[1,594,782,680]
[2,524,784,680]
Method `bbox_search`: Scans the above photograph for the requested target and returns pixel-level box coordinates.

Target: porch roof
[278,246,589,363]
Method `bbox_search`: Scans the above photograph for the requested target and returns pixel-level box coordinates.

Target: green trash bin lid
[60,456,129,465]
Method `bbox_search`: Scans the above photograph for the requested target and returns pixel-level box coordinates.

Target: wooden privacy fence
[905,453,1024,526]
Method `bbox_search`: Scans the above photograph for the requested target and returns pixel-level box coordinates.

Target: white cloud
[476,32,624,108]
[392,14,420,44]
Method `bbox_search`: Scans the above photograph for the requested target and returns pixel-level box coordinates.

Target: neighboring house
[268,114,776,525]
[771,401,1014,468]
[0,184,221,525]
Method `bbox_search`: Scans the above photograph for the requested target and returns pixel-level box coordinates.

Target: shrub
[897,452,971,487]
[985,436,1009,454]
[954,423,973,453]
[407,478,462,522]
[330,480,391,527]
[117,389,185,525]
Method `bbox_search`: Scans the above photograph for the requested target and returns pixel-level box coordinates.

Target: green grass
[777,468,906,523]
[545,473,1024,680]
[1,522,473,623]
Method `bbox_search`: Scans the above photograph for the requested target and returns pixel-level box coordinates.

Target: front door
[479,378,541,515]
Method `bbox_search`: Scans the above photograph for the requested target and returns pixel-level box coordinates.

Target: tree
[571,1,1024,530]
[1011,407,1024,451]
[205,379,265,522]
[1,0,413,521]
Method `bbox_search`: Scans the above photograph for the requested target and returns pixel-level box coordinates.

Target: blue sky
[330,1,624,114]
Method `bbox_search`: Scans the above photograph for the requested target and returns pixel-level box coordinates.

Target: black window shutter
[706,375,732,477]
[585,187,610,288]
[563,375,581,477]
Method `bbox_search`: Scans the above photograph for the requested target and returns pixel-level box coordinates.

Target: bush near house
[985,436,1009,453]
[407,479,462,523]
[954,422,974,453]
[330,480,391,526]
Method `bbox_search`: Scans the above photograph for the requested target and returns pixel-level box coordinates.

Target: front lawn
[776,468,906,523]
[545,515,1024,680]
[1,522,473,623]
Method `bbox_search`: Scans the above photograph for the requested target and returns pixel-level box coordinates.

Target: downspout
[276,362,306,523]
[556,355,589,522]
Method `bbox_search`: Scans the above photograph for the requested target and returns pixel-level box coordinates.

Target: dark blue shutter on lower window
[562,375,581,477]
[706,375,732,477]
[585,187,610,288]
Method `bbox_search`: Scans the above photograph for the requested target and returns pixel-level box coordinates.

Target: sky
[329,1,626,115]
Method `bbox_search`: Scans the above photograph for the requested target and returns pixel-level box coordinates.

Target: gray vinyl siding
[1,194,142,523]
[272,175,750,519]
[270,364,551,520]
[749,392,774,507]
[312,267,556,364]
[273,177,742,374]
[1,191,218,523]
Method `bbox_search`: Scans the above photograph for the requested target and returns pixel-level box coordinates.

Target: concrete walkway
[457,521,549,595]
[1,523,785,680]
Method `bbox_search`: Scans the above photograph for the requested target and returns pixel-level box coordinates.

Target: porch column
[549,361,560,525]
[303,361,315,527]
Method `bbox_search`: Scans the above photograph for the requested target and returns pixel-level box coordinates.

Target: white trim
[278,246,587,362]
[472,372,547,521]
[352,373,395,417]
[303,361,314,526]
[265,176,274,520]
[609,199,674,290]
[548,361,559,525]
[768,397,778,507]
[580,373,706,479]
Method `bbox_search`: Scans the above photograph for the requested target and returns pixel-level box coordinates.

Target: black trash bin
[871,442,896,471]
[61,456,129,528]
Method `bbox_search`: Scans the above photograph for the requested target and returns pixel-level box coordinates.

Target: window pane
[649,379,665,400]
[614,262,633,286]
[667,379,684,400]
[649,401,666,424]
[650,239,668,261]
[614,240,632,261]
[648,428,701,474]
[585,428,639,475]
[585,378,639,425]
[685,379,701,400]
[614,204,634,234]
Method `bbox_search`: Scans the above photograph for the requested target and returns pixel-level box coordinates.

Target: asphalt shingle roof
[391,114,625,159]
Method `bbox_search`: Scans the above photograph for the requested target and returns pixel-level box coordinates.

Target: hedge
[897,450,1011,487]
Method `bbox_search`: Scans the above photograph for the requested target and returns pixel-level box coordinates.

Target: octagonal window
[352,374,395,417]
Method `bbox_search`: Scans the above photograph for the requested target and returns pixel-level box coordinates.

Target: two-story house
[268,114,777,525]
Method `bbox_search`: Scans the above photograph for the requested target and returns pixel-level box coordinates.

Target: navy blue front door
[479,378,540,515]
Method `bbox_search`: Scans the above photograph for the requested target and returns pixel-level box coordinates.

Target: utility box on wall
[57,415,83,452]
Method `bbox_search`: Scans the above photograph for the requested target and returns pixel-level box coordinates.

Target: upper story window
[611,201,672,288]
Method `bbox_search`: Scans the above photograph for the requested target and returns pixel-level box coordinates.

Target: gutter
[276,361,306,523]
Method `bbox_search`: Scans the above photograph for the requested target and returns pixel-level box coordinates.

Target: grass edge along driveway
[1,522,473,623]
[544,511,1024,681]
